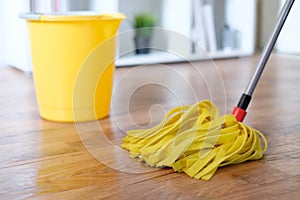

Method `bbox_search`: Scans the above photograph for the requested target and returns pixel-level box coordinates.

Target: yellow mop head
[121,100,267,180]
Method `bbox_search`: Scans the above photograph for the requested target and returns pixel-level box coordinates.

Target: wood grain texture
[0,54,300,199]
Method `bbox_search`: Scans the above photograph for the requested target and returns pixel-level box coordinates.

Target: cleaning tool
[122,0,294,180]
[232,0,295,122]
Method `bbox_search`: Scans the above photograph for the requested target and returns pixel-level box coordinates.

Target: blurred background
[0,0,299,72]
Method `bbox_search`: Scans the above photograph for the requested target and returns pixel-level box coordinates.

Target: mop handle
[232,0,295,122]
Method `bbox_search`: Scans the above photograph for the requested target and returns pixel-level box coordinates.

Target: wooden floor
[1,54,300,199]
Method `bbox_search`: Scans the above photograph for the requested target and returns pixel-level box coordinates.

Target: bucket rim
[20,12,126,21]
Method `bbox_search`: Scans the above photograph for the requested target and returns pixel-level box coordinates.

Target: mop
[122,0,295,180]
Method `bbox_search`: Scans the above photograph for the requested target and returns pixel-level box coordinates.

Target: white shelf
[116,49,253,67]
[117,0,257,67]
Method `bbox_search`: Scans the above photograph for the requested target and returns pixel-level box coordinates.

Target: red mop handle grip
[232,93,251,122]
[232,107,247,122]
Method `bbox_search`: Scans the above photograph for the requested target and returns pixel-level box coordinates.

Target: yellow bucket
[21,12,125,122]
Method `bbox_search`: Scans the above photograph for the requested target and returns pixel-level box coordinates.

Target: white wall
[259,0,280,49]
[276,0,300,54]
[259,0,300,54]
[225,0,257,54]
[0,1,32,71]
[161,0,192,56]
[89,0,118,12]
[0,0,7,67]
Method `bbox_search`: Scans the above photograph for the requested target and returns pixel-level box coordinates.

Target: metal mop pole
[232,0,295,122]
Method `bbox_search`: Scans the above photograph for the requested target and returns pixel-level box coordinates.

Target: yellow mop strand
[121,100,268,180]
